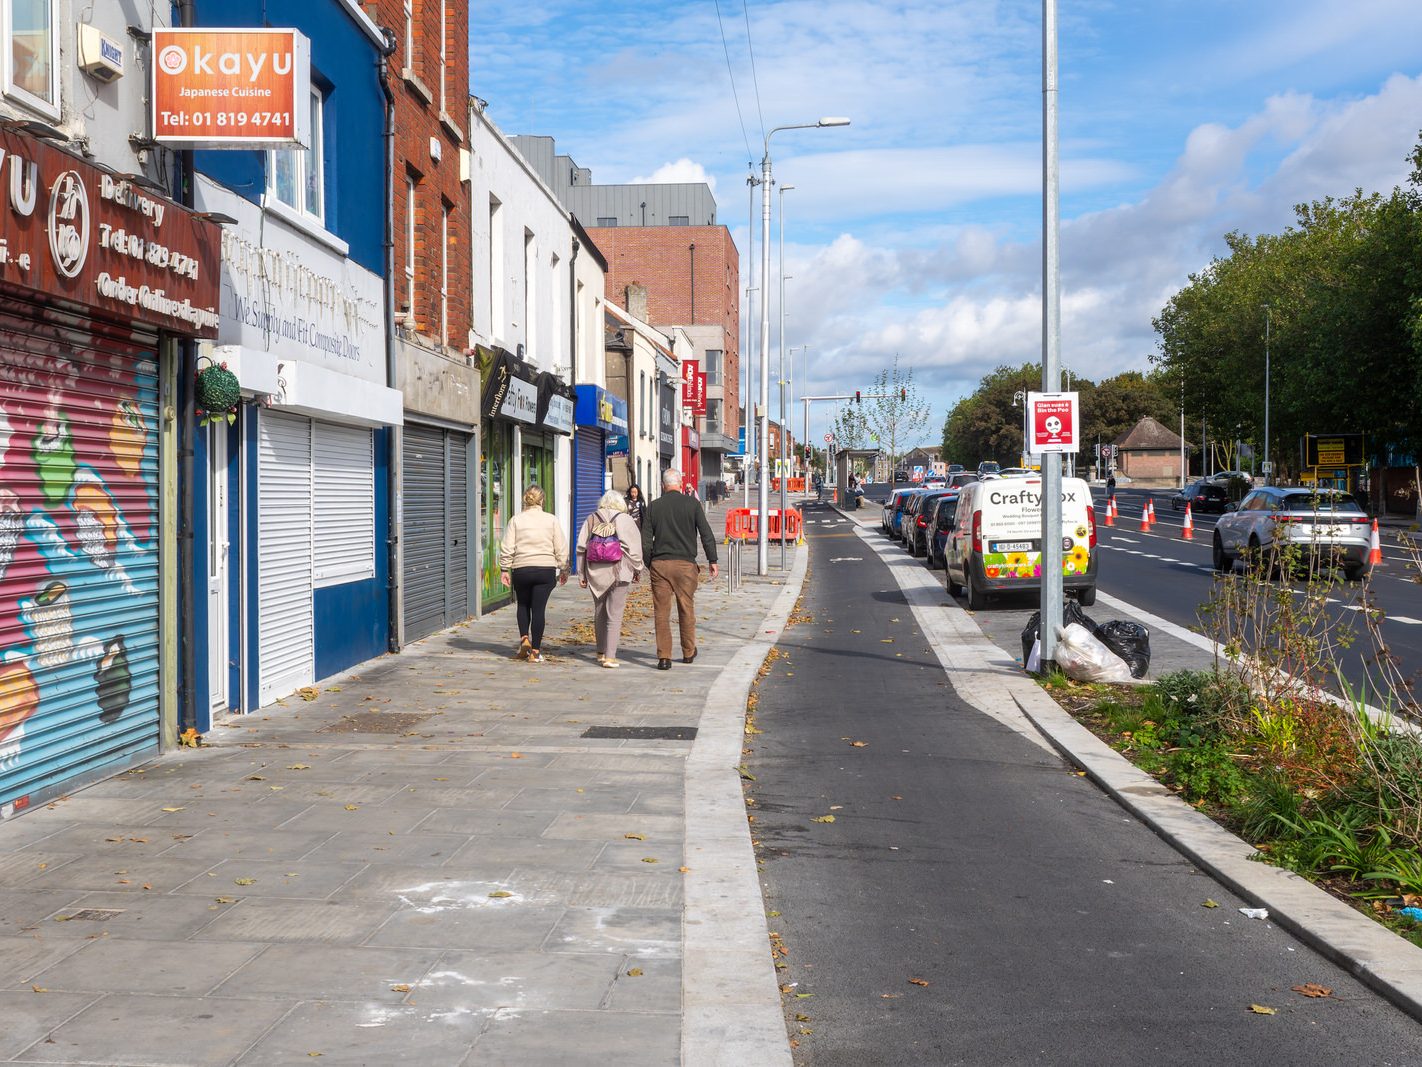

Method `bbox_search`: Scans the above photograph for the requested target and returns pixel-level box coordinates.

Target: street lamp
[758,117,850,574]
[778,184,796,569]
[1262,303,1271,486]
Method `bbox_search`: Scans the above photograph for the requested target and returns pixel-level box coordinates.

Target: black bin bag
[1096,620,1151,679]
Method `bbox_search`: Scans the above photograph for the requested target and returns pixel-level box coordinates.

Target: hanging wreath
[195,358,241,426]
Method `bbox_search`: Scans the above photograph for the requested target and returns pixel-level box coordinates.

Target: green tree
[942,363,1040,468]
[862,356,932,467]
[830,404,870,450]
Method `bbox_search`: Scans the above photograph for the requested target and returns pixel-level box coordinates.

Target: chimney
[625,283,649,322]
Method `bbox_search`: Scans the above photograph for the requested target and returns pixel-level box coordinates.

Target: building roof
[1116,416,1184,450]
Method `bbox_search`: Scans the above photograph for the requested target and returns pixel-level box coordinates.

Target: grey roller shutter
[402,425,446,642]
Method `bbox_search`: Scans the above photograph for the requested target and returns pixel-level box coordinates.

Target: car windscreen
[1280,493,1364,513]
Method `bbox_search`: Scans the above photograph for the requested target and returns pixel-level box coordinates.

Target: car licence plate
[994,541,1033,552]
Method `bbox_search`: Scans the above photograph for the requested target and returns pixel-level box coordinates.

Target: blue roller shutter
[571,426,605,573]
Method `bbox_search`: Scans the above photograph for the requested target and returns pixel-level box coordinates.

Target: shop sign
[479,347,539,424]
[694,370,708,416]
[682,360,699,409]
[194,178,383,383]
[543,393,574,434]
[0,127,220,335]
[575,385,619,432]
[152,28,312,149]
[659,385,676,454]
[501,377,539,423]
[536,372,575,436]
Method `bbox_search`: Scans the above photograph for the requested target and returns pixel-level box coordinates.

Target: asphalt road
[745,500,1422,1065]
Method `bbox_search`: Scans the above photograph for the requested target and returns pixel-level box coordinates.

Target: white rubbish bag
[1053,623,1134,684]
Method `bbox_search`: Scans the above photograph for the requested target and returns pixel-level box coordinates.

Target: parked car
[1212,487,1372,580]
[893,468,909,482]
[923,474,948,488]
[977,461,1001,478]
[1171,480,1230,514]
[888,489,925,540]
[926,492,961,569]
[905,489,955,558]
[1207,470,1254,486]
[895,489,931,544]
[947,464,964,475]
[882,488,914,533]
[946,475,1098,609]
[947,472,978,490]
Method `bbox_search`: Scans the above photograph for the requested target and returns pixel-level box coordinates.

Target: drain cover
[63,908,125,922]
[580,726,698,740]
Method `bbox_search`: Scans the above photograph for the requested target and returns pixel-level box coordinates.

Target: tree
[862,355,931,466]
[830,404,870,449]
[942,363,1040,468]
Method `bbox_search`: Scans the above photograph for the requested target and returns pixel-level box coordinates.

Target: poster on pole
[1027,392,1079,454]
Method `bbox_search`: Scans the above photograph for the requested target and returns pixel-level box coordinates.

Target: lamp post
[1262,303,1271,486]
[757,117,849,575]
[777,184,796,569]
[1039,0,1065,667]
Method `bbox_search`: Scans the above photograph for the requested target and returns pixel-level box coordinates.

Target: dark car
[888,489,924,539]
[926,492,961,568]
[947,472,978,490]
[882,488,914,534]
[893,468,909,482]
[905,490,955,557]
[1171,480,1231,514]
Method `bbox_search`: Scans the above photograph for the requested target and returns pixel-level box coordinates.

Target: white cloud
[629,159,719,192]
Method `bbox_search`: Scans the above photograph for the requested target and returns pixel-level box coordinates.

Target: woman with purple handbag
[576,490,644,668]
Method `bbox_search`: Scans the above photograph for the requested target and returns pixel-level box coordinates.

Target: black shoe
[656,659,672,671]
[683,648,698,664]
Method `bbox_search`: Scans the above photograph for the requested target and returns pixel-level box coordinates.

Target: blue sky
[473,1,1422,442]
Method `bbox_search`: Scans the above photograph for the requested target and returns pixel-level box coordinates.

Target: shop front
[572,386,621,569]
[658,375,677,487]
[476,349,572,608]
[682,426,702,494]
[0,127,221,814]
[191,178,400,719]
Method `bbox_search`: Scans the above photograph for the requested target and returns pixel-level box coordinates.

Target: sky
[473,0,1422,445]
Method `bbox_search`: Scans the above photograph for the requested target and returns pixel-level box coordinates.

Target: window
[668,216,690,226]
[488,196,503,337]
[440,200,450,346]
[438,0,448,112]
[639,372,647,437]
[269,88,325,222]
[523,230,537,356]
[705,349,723,387]
[402,0,414,70]
[706,398,723,436]
[596,217,617,227]
[404,176,417,326]
[4,0,57,117]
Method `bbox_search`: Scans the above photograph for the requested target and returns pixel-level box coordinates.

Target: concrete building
[507,136,740,498]
[1115,417,1186,485]
[605,294,686,498]
[467,104,605,610]
[374,0,480,646]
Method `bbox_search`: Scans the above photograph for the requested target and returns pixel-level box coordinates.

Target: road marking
[1392,616,1422,625]
[1113,536,1139,543]
[828,557,864,563]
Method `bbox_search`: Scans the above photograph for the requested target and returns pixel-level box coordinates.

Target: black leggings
[511,566,557,649]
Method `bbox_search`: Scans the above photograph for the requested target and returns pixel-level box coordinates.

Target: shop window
[403,174,418,328]
[4,0,57,117]
[269,87,326,223]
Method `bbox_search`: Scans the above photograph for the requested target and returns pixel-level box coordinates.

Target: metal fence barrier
[726,540,743,594]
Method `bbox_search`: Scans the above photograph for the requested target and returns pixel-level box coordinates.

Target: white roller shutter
[313,422,375,587]
[258,411,314,705]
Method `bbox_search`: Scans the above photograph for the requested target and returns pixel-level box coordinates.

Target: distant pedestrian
[813,472,824,503]
[499,485,568,663]
[576,490,643,669]
[1106,472,1117,503]
[625,483,647,529]
[643,468,719,670]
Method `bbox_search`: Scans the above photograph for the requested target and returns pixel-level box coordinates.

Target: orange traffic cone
[1181,502,1194,540]
[1140,501,1151,532]
[1104,496,1115,527]
[1368,519,1382,567]
[1146,498,1157,527]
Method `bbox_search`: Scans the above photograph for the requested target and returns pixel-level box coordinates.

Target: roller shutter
[571,426,605,572]
[0,306,162,808]
[257,411,314,705]
[401,425,472,643]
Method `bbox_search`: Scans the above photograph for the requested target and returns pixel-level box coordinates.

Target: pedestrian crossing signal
[855,390,861,404]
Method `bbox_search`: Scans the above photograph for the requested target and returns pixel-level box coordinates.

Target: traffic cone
[1140,501,1151,532]
[1368,519,1382,567]
[1103,495,1115,527]
[1146,498,1157,527]
[1181,502,1194,540]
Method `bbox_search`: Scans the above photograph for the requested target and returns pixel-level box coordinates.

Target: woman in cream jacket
[498,485,568,662]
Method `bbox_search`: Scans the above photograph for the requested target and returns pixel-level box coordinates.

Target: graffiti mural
[0,325,159,805]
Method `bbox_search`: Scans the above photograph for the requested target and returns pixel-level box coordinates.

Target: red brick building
[371,0,481,645]
[594,226,741,489]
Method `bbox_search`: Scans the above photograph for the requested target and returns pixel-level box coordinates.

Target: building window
[440,200,451,346]
[668,216,690,226]
[704,349,723,387]
[269,87,325,222]
[706,398,723,436]
[4,0,57,117]
[523,230,536,357]
[489,196,503,337]
[596,217,617,227]
[438,0,448,112]
[639,371,647,437]
[404,175,418,327]
[402,0,414,71]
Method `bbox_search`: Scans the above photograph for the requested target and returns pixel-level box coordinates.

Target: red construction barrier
[724,507,804,542]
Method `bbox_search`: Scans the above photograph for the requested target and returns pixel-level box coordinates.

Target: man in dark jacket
[644,468,719,670]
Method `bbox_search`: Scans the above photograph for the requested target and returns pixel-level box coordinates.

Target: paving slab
[0,990,100,1060]
[26,938,265,997]
[210,943,441,1001]
[469,1007,679,1066]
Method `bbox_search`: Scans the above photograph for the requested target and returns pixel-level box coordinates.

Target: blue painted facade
[187,0,395,725]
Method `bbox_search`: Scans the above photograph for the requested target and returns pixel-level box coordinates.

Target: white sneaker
[528,651,545,663]
[601,659,620,669]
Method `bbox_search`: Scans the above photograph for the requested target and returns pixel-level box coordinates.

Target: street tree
[861,355,931,467]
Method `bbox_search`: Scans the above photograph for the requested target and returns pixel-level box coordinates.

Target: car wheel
[1344,563,1367,583]
[1212,535,1232,574]
[947,571,963,598]
[1077,586,1097,607]
[965,568,987,611]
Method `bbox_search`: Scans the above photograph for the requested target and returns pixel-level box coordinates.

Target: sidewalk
[0,506,804,1066]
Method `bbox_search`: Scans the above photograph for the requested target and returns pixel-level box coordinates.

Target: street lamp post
[1039,0,1065,667]
[1262,303,1271,486]
[757,117,849,575]
[778,184,795,569]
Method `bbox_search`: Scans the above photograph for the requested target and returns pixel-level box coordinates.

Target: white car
[1207,470,1254,486]
[1212,487,1371,580]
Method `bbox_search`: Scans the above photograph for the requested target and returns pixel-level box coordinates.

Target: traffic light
[854,390,861,404]
[900,388,907,401]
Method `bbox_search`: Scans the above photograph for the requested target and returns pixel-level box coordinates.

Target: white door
[257,411,315,705]
[206,424,229,715]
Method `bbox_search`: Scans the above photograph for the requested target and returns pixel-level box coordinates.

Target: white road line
[1392,616,1422,625]
[1113,536,1139,543]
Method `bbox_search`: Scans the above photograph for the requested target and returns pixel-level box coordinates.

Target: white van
[945,476,1097,609]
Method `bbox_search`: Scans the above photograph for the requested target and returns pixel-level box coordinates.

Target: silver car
[1212,487,1372,580]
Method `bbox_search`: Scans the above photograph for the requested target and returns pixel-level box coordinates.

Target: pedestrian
[643,468,719,670]
[625,483,647,529]
[813,471,824,503]
[1106,471,1117,504]
[576,490,643,669]
[498,485,568,663]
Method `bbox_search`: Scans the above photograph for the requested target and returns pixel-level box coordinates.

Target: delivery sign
[1027,391,1079,454]
[152,28,311,148]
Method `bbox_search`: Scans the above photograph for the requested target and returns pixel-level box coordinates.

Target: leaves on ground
[811,815,836,823]
[641,857,659,864]
[298,686,320,701]
[287,764,311,771]
[488,890,513,899]
[1292,983,1333,998]
[623,832,646,841]
[626,968,643,977]
[1202,899,1219,908]
[737,765,757,781]
[233,878,256,886]
[390,983,412,993]
[343,804,359,811]
[1248,1004,1277,1015]
[849,740,868,748]
[178,728,203,748]
[908,977,930,987]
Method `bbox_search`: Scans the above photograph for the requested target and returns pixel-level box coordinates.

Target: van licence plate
[993,541,1033,553]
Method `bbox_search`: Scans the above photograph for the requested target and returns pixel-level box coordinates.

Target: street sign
[1027,391,1079,454]
[1261,460,1274,475]
[824,433,833,444]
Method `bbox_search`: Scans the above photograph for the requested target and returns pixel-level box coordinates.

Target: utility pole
[1039,0,1065,667]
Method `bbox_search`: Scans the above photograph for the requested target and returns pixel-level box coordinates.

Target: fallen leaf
[767,910,781,917]
[390,984,412,993]
[794,1013,811,1022]
[343,804,359,811]
[890,795,903,801]
[779,984,794,994]
[234,878,256,886]
[908,978,930,987]
[678,866,691,873]
[880,638,894,644]
[1202,899,1219,908]
[811,815,836,823]
[214,897,236,904]
[178,728,202,748]
[641,857,659,864]
[1248,1004,1277,1015]
[327,686,342,692]
[849,741,868,748]
[624,832,646,841]
[795,992,814,999]
[880,993,901,999]
[509,752,524,759]
[287,764,311,771]
[160,807,184,813]
[247,775,267,782]
[488,890,513,899]
[736,765,757,781]
[298,687,319,701]
[31,985,48,993]
[626,968,643,977]
[1292,983,1333,998]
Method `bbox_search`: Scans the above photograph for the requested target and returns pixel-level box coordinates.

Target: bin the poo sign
[1027,392,1079,454]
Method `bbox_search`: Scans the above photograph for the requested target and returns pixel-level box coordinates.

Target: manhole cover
[63,908,125,922]
[580,726,698,740]
[320,712,432,734]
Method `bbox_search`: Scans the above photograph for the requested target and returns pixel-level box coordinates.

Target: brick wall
[371,0,472,351]
[595,226,740,434]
